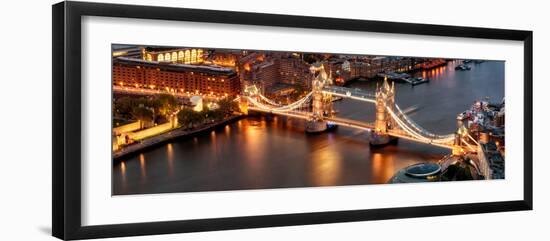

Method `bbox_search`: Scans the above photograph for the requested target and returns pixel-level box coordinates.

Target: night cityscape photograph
[111,44,505,195]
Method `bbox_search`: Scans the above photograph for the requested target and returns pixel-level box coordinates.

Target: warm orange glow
[224,125,231,135]
[167,143,174,176]
[256,55,265,61]
[370,152,396,182]
[139,154,146,179]
[310,146,342,186]
[112,51,127,57]
[120,161,127,183]
[372,153,383,174]
[241,120,266,173]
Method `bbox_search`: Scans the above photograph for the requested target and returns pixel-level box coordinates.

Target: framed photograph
[52,1,533,240]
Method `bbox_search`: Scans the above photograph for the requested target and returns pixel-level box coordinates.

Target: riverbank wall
[113,115,243,161]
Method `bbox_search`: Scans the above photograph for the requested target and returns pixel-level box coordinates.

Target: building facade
[277,55,313,88]
[248,60,280,90]
[113,57,241,96]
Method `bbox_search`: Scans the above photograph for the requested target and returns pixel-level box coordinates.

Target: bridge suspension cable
[258,94,283,106]
[246,92,313,112]
[461,138,477,152]
[387,106,439,142]
[392,104,455,140]
[387,105,455,144]
[322,86,376,103]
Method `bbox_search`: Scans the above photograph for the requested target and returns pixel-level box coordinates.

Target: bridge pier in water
[368,132,397,146]
[305,119,328,133]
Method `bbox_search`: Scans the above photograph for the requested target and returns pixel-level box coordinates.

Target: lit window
[191,49,197,63]
[172,52,177,62]
[184,50,191,64]
[197,49,203,62]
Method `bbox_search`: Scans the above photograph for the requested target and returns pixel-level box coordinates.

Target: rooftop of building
[143,47,203,54]
[480,142,505,179]
[388,163,441,184]
[112,44,140,50]
[114,57,237,76]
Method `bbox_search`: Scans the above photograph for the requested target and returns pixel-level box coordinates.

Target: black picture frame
[52,1,533,240]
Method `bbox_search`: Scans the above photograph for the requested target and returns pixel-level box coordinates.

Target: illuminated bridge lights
[242,84,473,151]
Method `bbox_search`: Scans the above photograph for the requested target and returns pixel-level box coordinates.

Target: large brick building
[113,57,241,96]
[241,53,313,91]
[247,60,279,90]
[277,54,312,88]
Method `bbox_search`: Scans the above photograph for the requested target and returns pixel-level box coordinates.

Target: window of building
[191,49,197,63]
[171,52,177,62]
[184,50,191,64]
[197,49,203,62]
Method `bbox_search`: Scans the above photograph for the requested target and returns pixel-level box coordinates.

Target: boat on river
[455,64,471,71]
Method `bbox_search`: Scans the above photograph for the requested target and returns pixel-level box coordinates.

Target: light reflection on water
[167,143,174,177]
[309,142,342,186]
[139,154,146,181]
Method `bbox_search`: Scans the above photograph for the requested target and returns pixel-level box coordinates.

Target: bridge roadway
[247,106,454,150]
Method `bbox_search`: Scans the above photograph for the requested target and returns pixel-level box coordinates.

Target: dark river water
[113,60,504,195]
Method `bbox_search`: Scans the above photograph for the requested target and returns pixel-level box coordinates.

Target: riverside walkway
[113,115,242,160]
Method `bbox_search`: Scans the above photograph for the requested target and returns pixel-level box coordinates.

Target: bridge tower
[306,65,331,133]
[369,77,397,145]
[241,85,261,114]
[452,125,468,155]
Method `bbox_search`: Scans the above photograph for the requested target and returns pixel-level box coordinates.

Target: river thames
[113,60,504,195]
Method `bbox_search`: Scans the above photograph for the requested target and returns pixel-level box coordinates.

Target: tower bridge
[241,65,478,155]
